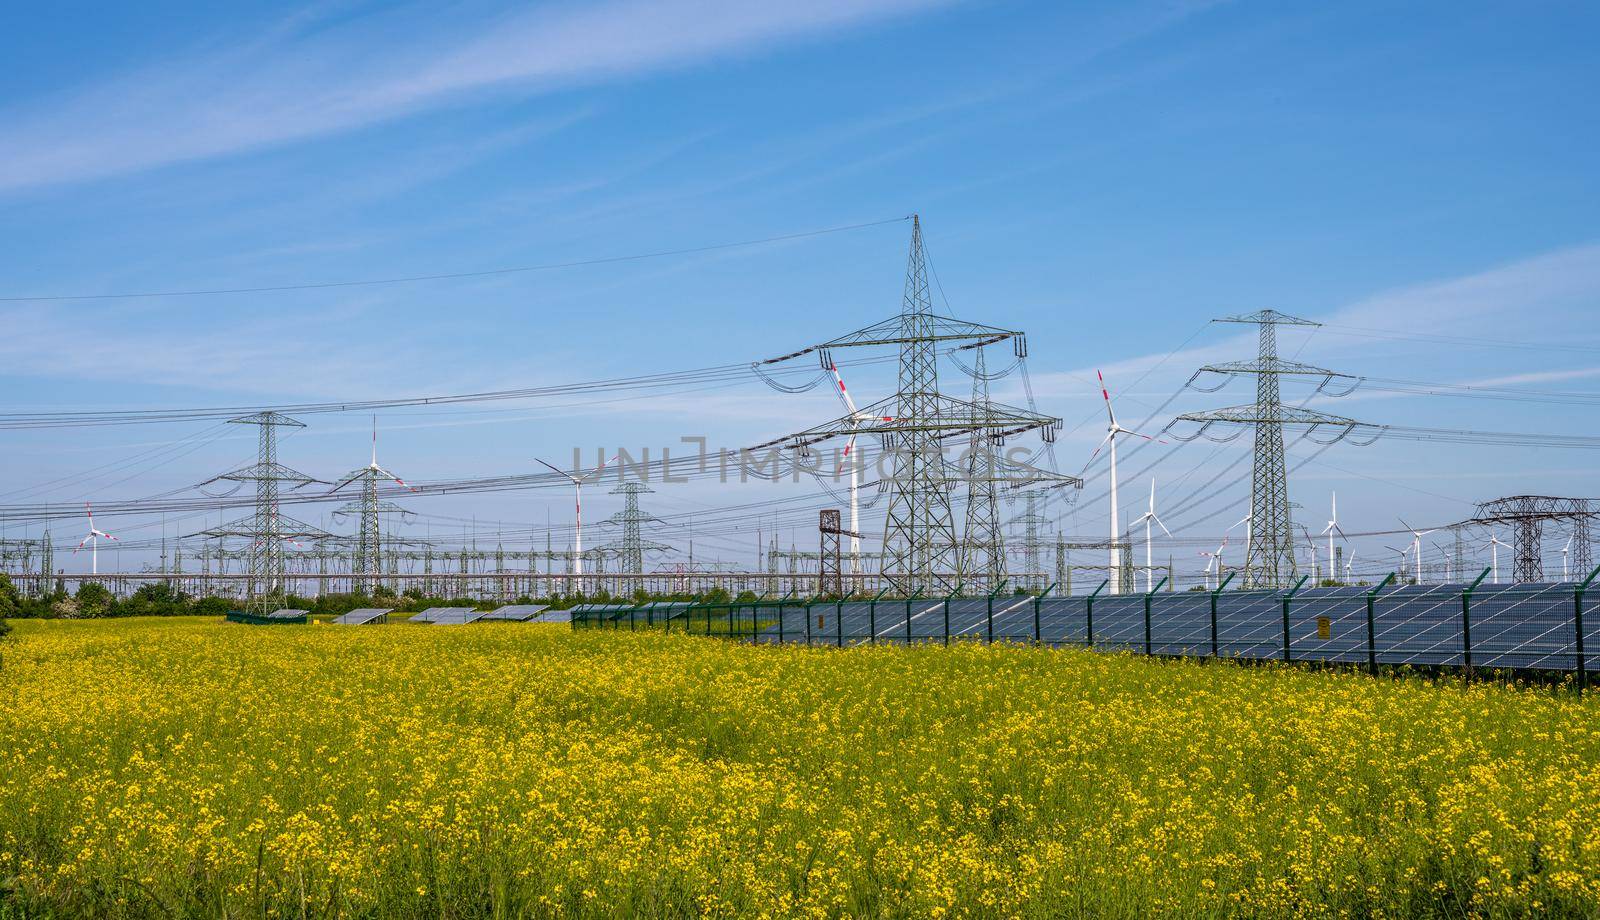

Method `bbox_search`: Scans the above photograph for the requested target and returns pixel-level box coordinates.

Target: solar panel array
[332,607,391,625]
[265,608,309,620]
[409,606,483,625]
[481,604,550,621]
[577,583,1600,673]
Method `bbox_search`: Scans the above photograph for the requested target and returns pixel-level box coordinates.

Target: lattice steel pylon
[602,482,670,576]
[752,216,1061,596]
[329,420,415,595]
[882,217,959,592]
[1173,310,1365,589]
[960,342,1005,589]
[192,412,327,612]
[1466,496,1597,583]
[818,509,858,597]
[1011,491,1049,590]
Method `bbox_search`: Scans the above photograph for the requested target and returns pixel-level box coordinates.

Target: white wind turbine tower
[1344,550,1357,582]
[1563,534,1574,581]
[1131,479,1172,592]
[1203,537,1222,595]
[1203,540,1222,588]
[1487,533,1505,584]
[1200,516,1250,590]
[1432,541,1453,582]
[1384,543,1409,579]
[825,361,890,574]
[73,502,117,576]
[535,454,609,592]
[1399,519,1437,584]
[1300,526,1320,582]
[1319,492,1346,584]
[1089,370,1161,594]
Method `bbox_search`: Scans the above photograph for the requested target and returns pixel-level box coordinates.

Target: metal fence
[572,567,1600,688]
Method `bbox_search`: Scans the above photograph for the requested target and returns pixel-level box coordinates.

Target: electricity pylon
[602,482,670,576]
[960,341,1005,589]
[1466,496,1596,583]
[753,216,1061,595]
[330,420,415,595]
[191,412,328,612]
[1011,491,1049,590]
[1173,310,1363,588]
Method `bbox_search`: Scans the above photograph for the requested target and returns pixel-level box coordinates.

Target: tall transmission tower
[960,341,1005,589]
[602,482,671,576]
[880,216,959,592]
[753,216,1061,595]
[192,412,327,612]
[1011,491,1049,590]
[330,420,415,595]
[1466,496,1597,583]
[1173,311,1364,588]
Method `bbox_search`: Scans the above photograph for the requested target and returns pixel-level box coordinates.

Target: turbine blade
[1096,370,1117,427]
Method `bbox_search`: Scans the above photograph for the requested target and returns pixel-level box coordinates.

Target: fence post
[1085,579,1108,648]
[943,586,961,647]
[1144,575,1168,656]
[1461,568,1490,678]
[836,599,844,648]
[1576,565,1600,692]
[905,598,913,645]
[1035,582,1055,645]
[777,599,785,644]
[1366,573,1396,675]
[1281,575,1310,663]
[1209,572,1235,657]
[869,588,888,645]
[805,598,813,645]
[987,580,1007,645]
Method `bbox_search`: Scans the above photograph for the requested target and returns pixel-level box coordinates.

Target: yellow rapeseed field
[1,617,1598,918]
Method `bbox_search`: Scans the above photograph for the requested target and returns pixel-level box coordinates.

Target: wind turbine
[1431,541,1453,582]
[1384,544,1410,580]
[1399,519,1437,584]
[1299,525,1320,582]
[1563,534,1574,581]
[1344,550,1357,582]
[1089,370,1162,593]
[1131,479,1172,591]
[1319,493,1346,584]
[535,454,609,591]
[73,502,117,576]
[1487,533,1505,584]
[825,361,892,575]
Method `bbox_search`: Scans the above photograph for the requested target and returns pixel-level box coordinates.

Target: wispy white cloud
[0,0,956,193]
[1018,240,1600,425]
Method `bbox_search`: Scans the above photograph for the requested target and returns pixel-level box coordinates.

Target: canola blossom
[1,617,1598,917]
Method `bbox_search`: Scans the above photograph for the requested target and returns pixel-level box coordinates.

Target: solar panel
[481,604,549,621]
[265,608,309,620]
[332,607,391,625]
[428,607,487,625]
[410,606,481,624]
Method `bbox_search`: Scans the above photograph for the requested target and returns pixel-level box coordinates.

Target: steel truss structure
[1466,496,1595,583]
[1173,310,1364,588]
[753,217,1061,595]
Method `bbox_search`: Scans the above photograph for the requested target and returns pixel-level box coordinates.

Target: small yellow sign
[1317,616,1331,639]
[817,614,827,630]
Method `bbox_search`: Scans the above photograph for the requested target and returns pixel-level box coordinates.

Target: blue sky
[1,0,1597,581]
